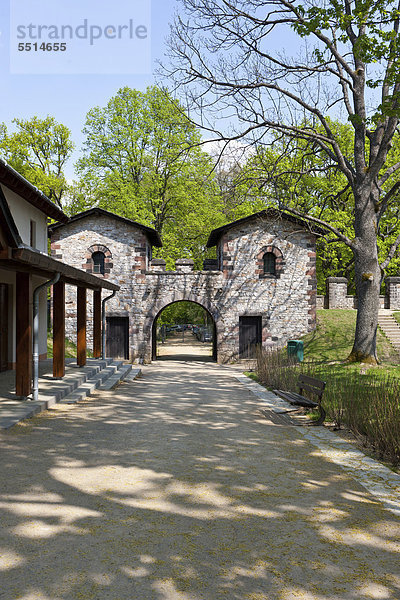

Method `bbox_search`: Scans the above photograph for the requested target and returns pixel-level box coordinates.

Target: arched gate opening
[151,300,217,362]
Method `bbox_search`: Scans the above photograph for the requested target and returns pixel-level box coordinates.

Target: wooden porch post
[77,287,87,367]
[16,272,32,397]
[53,281,65,378]
[93,290,101,359]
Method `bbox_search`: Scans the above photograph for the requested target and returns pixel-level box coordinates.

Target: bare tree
[164,0,400,363]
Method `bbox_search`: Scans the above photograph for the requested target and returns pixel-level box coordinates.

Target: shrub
[256,349,400,466]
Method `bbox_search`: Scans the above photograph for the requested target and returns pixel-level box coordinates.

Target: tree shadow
[0,362,399,599]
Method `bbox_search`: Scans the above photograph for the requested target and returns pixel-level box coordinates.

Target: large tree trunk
[348,187,381,364]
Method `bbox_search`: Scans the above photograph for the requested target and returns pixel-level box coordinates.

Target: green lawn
[252,310,400,467]
[302,309,399,366]
[47,332,93,359]
[393,311,400,326]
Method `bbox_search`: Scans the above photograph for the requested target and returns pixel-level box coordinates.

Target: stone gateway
[49,208,321,363]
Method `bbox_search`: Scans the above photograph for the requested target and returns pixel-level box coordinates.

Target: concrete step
[61,360,127,404]
[61,363,141,401]
[378,315,400,356]
[98,363,133,390]
[123,368,142,382]
[378,319,399,323]
[0,359,113,429]
[60,362,123,403]
[36,359,112,407]
[380,331,400,336]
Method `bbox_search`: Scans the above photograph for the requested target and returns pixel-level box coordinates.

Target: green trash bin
[287,340,304,362]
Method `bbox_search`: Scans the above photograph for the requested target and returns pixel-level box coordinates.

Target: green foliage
[72,86,225,268]
[392,312,400,326]
[157,301,211,326]
[47,332,92,359]
[228,120,400,291]
[0,116,74,207]
[256,348,400,466]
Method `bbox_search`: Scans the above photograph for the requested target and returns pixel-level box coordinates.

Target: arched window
[84,244,112,276]
[92,251,105,275]
[263,252,276,276]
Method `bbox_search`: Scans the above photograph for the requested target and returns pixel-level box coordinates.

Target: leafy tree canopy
[73,86,225,268]
[157,301,211,326]
[0,116,74,207]
[165,0,400,362]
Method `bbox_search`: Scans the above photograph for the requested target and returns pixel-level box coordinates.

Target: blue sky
[1,0,179,178]
[0,1,303,179]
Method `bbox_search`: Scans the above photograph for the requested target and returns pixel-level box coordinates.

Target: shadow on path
[0,361,399,599]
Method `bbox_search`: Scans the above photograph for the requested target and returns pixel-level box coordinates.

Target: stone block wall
[385,277,400,309]
[51,213,150,353]
[51,212,318,363]
[212,218,317,360]
[321,278,389,310]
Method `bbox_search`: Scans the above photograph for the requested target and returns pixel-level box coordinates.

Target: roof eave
[48,207,162,247]
[206,209,326,247]
[0,159,68,223]
[7,247,120,291]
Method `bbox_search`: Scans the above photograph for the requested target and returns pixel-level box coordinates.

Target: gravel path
[0,360,399,600]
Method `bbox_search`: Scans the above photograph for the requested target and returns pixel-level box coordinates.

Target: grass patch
[47,332,93,359]
[244,371,259,382]
[253,310,400,466]
[256,348,400,467]
[296,310,400,380]
[302,310,398,365]
[393,311,400,326]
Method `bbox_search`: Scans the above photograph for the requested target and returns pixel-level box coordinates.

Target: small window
[92,251,105,275]
[30,220,36,248]
[263,252,276,276]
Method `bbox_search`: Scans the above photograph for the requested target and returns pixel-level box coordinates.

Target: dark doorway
[0,283,8,371]
[106,316,129,359]
[239,316,262,358]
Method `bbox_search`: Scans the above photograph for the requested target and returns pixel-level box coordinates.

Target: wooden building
[0,160,119,397]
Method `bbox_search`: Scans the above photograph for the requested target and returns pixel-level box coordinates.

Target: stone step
[0,359,114,429]
[378,316,400,356]
[60,361,124,403]
[98,363,133,390]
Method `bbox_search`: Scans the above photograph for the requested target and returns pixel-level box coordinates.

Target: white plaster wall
[1,184,48,252]
[33,279,48,358]
[0,271,48,363]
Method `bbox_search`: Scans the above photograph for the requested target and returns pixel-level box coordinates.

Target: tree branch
[281,205,356,249]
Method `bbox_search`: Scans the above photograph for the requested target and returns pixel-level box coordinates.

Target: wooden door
[239,316,262,358]
[106,317,129,359]
[0,284,8,371]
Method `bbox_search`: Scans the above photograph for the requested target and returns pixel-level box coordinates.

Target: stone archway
[144,292,220,362]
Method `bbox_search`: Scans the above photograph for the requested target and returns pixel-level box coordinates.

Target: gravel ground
[0,360,399,600]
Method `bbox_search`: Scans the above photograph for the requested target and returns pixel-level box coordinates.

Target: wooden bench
[273,374,327,425]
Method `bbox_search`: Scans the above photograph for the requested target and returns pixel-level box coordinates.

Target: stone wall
[385,277,400,310]
[320,277,388,310]
[51,212,318,363]
[51,213,150,352]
